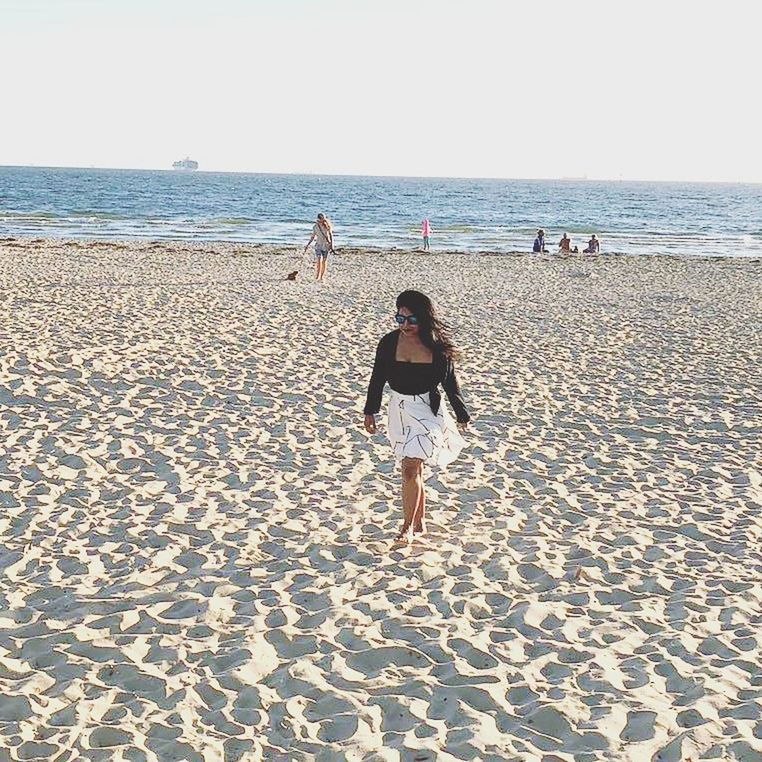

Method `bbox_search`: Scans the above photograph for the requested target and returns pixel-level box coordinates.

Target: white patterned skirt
[387,391,466,468]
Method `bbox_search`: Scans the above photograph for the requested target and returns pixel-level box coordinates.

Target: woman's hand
[364,415,377,434]
[457,421,469,433]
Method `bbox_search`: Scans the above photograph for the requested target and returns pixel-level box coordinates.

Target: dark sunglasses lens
[394,314,405,324]
[407,316,419,325]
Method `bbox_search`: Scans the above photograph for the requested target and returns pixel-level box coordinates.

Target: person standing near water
[364,290,470,542]
[303,213,334,281]
[421,218,432,251]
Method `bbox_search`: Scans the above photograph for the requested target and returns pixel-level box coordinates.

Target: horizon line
[1,163,760,186]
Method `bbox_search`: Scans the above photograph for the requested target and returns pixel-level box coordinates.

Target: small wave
[553,225,602,234]
[211,217,253,225]
[67,210,127,220]
[0,210,60,220]
[433,225,479,233]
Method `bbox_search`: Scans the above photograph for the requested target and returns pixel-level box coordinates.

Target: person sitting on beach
[303,213,334,281]
[421,218,432,251]
[558,233,571,253]
[583,234,600,253]
[533,229,548,253]
[364,290,470,543]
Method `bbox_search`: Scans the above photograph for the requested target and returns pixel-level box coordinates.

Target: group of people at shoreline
[302,214,602,281]
[533,228,600,255]
[419,221,601,255]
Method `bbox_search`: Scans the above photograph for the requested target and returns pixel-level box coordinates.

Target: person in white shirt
[303,213,334,280]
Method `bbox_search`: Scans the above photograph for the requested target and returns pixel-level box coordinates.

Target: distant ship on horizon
[172,157,198,171]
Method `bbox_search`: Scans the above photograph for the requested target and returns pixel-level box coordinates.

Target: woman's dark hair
[396,290,457,359]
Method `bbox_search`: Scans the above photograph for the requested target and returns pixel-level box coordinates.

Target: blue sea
[1,166,761,257]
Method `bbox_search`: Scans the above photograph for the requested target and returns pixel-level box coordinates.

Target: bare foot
[395,524,413,543]
[412,521,426,535]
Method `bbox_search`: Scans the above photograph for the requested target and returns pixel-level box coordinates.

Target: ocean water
[1,166,761,257]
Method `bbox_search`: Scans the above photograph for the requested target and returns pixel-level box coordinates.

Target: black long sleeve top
[363,330,471,424]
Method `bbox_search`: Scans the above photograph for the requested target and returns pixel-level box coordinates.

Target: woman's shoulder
[376,331,399,359]
[372,330,399,362]
[433,343,458,368]
[378,330,399,347]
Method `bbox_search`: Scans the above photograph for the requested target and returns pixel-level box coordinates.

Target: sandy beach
[0,238,760,761]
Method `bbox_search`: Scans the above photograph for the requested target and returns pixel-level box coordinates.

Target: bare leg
[398,457,423,541]
[320,256,328,280]
[412,485,426,534]
[314,256,321,280]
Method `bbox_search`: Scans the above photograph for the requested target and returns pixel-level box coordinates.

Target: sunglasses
[394,313,419,325]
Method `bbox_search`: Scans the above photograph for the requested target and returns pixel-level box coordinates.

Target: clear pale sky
[0,0,758,182]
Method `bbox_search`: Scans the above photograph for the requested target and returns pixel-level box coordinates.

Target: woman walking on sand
[364,290,470,542]
[303,213,334,280]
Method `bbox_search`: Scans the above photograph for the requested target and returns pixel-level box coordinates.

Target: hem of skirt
[391,449,461,469]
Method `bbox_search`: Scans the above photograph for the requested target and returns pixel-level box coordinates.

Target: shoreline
[2,234,761,262]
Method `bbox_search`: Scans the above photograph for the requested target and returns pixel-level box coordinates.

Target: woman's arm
[363,337,389,418]
[442,360,470,424]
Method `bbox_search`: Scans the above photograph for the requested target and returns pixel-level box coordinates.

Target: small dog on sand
[286,270,298,281]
